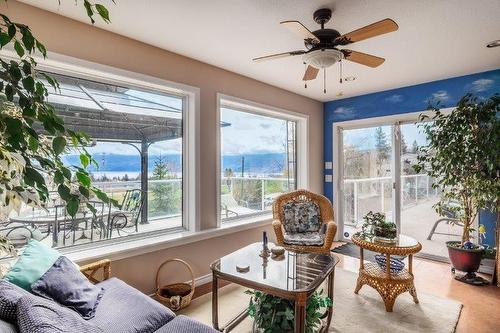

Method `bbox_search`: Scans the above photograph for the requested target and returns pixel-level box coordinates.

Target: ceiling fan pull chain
[304,62,307,88]
[323,68,326,94]
[339,60,343,84]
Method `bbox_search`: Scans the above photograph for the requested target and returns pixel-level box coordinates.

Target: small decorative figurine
[260,231,270,258]
[270,246,285,260]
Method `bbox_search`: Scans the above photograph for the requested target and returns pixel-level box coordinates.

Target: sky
[220,107,289,155]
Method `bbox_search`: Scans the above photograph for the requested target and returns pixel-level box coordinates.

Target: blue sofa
[1,261,217,333]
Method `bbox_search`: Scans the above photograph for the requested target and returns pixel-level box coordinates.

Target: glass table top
[211,242,339,292]
[352,233,420,248]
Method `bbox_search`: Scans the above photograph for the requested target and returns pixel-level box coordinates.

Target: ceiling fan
[253,8,398,93]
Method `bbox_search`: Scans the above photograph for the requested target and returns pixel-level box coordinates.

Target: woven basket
[155,258,195,311]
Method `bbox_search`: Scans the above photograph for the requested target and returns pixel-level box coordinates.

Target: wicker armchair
[79,259,111,284]
[272,189,336,253]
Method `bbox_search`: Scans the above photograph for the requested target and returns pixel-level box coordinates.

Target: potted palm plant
[415,94,499,284]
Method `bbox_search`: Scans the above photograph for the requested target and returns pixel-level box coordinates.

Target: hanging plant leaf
[14,40,24,57]
[52,136,66,155]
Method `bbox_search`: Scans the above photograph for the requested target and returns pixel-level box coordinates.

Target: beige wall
[4,1,323,293]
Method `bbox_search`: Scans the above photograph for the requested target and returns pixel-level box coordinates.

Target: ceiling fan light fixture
[302,49,343,69]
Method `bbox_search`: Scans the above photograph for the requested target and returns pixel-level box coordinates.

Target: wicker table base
[354,263,418,312]
[352,234,422,312]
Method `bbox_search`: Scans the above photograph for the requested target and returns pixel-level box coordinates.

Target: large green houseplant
[0,1,114,255]
[246,289,332,333]
[415,94,499,280]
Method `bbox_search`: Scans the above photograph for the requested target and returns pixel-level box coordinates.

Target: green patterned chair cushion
[283,232,325,246]
[282,201,321,233]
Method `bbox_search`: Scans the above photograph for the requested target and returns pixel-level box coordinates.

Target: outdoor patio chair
[0,221,47,249]
[55,201,107,246]
[272,189,337,254]
[220,193,254,218]
[427,201,463,240]
[108,189,143,237]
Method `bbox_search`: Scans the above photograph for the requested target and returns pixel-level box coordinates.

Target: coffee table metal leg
[222,308,249,332]
[212,272,220,331]
[294,294,306,333]
[324,269,335,331]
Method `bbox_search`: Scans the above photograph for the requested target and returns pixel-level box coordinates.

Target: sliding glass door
[398,123,461,259]
[339,121,462,259]
[340,125,394,239]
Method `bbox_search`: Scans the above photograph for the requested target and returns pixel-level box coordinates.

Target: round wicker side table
[351,234,422,312]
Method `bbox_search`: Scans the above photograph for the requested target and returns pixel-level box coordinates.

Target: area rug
[179,268,462,333]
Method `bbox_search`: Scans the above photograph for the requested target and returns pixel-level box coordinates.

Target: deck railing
[221,176,294,212]
[91,176,292,218]
[343,174,439,225]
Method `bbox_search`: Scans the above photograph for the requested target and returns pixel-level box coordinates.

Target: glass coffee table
[210,242,339,333]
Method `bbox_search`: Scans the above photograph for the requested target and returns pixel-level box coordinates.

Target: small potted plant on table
[415,94,499,285]
[360,211,398,243]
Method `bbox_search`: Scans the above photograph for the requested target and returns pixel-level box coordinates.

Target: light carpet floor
[179,268,462,333]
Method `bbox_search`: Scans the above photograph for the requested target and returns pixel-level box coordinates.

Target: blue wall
[323,69,500,245]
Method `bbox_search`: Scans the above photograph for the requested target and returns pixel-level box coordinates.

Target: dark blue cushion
[31,256,104,319]
[0,279,31,323]
[16,294,103,333]
[90,278,175,333]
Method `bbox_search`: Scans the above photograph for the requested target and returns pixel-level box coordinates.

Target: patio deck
[33,215,184,249]
[345,198,462,259]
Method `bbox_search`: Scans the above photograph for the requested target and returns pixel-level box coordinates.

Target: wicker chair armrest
[272,219,285,246]
[323,220,337,249]
[79,259,111,284]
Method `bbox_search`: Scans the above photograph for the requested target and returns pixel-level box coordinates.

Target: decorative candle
[263,231,268,247]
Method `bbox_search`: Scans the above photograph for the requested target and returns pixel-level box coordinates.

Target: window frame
[216,94,309,226]
[3,50,201,251]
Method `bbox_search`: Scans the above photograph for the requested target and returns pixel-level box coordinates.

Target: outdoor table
[9,206,118,247]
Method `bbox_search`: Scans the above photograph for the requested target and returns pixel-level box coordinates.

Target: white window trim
[216,94,309,226]
[331,108,453,242]
[0,50,201,242]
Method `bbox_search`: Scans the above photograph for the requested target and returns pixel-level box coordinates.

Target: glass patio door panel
[339,121,462,260]
[341,126,394,240]
[399,123,460,259]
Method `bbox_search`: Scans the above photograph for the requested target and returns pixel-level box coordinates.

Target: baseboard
[194,273,212,287]
[148,273,213,298]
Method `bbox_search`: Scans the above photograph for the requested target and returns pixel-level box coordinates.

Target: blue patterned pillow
[16,294,103,333]
[31,256,104,320]
[282,201,321,233]
[0,280,31,323]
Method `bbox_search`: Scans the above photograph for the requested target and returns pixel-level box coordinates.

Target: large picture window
[7,71,185,249]
[219,104,297,222]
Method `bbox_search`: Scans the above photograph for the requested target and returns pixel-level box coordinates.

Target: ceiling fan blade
[335,18,398,45]
[342,49,385,67]
[303,65,319,81]
[253,50,306,62]
[280,21,320,44]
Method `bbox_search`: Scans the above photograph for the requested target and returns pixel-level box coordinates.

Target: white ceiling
[20,0,500,102]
